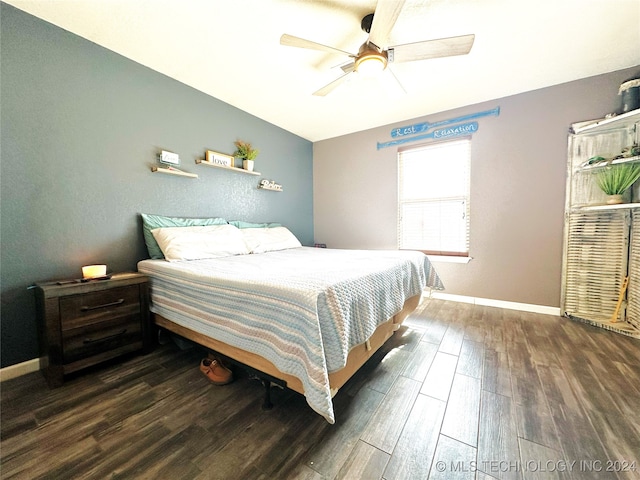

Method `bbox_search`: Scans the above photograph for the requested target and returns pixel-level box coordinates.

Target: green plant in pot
[595,163,640,204]
[233,140,259,171]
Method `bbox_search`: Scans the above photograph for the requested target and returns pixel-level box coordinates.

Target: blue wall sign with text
[390,107,500,139]
[377,121,479,150]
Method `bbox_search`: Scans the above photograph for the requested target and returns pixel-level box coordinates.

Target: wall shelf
[151,166,198,178]
[579,155,640,173]
[196,159,261,176]
[572,202,640,212]
[572,108,640,134]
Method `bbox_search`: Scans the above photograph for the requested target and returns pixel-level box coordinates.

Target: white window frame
[397,137,471,257]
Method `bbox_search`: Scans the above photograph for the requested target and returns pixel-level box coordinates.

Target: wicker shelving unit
[561,109,640,338]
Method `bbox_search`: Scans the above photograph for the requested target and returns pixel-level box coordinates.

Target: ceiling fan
[280,0,475,96]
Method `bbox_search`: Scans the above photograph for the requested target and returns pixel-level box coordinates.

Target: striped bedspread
[137,247,443,423]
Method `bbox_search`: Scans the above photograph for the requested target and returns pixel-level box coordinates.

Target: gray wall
[314,66,639,308]
[0,4,313,368]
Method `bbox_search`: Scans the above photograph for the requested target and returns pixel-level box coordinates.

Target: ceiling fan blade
[280,34,354,57]
[312,71,353,96]
[368,0,406,49]
[339,61,355,74]
[390,34,475,63]
[387,66,406,94]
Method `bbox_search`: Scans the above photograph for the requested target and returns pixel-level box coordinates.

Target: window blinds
[398,138,471,256]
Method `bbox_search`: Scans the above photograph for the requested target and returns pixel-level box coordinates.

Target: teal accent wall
[0,4,313,367]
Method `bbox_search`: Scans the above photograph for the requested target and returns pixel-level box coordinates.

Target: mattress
[138,247,443,422]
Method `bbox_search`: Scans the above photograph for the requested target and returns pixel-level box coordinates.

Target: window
[397,138,471,257]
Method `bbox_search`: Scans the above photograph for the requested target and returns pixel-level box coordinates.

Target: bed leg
[262,379,274,410]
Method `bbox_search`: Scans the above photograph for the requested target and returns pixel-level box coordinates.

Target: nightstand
[35,272,152,387]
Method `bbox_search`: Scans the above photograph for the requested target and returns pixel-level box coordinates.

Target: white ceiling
[5,0,640,142]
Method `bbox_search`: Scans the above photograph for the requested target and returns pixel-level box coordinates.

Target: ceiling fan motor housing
[361,13,374,33]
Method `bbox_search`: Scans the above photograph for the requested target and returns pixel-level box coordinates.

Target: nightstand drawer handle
[80,298,125,311]
[83,329,127,344]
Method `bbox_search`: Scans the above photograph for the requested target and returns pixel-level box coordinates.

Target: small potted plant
[595,162,640,204]
[233,140,259,171]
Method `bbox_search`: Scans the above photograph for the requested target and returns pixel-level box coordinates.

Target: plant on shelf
[595,163,640,204]
[233,140,259,171]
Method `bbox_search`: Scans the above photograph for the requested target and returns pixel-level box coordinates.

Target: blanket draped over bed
[138,247,443,423]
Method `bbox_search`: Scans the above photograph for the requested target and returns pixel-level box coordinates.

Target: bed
[136,218,443,423]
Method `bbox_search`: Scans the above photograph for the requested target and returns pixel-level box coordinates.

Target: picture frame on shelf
[205,150,234,168]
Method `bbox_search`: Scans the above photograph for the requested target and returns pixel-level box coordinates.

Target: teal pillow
[141,213,228,259]
[229,221,282,229]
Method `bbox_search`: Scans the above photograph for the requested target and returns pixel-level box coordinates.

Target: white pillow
[240,226,302,253]
[151,224,250,261]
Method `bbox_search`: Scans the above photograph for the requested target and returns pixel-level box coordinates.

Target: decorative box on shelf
[34,272,152,387]
[196,158,261,176]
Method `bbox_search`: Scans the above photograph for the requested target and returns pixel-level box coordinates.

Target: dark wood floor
[2,299,640,480]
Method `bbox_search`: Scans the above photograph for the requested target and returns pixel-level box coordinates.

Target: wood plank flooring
[2,299,640,479]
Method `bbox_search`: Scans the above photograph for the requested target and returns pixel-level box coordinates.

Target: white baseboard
[431,292,561,316]
[0,358,40,382]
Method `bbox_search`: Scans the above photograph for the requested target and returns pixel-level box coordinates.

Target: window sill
[427,255,472,264]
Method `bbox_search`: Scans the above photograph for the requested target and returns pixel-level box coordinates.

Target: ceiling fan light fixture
[355,49,387,75]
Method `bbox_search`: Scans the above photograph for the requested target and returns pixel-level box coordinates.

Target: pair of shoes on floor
[199,357,233,385]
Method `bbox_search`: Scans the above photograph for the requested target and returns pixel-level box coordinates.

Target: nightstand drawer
[62,315,142,363]
[59,285,140,329]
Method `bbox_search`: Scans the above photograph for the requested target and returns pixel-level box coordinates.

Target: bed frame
[153,293,421,403]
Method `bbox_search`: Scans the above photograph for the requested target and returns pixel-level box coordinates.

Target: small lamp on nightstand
[81,264,107,279]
